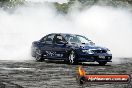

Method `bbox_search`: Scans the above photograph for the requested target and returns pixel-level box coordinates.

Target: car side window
[53,35,66,44]
[45,34,55,44]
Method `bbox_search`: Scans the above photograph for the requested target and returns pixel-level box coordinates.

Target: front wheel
[98,62,107,66]
[68,51,78,64]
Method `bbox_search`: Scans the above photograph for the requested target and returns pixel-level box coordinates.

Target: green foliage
[54,0,77,14]
[10,0,25,7]
[0,0,24,8]
[54,2,69,14]
[0,0,132,12]
[54,0,132,14]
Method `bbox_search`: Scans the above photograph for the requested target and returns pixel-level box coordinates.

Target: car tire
[98,62,107,66]
[35,49,43,62]
[68,50,78,64]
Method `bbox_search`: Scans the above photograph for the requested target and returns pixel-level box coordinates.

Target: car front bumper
[77,53,112,62]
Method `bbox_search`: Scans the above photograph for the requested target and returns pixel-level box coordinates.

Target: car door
[40,34,55,59]
[52,34,68,59]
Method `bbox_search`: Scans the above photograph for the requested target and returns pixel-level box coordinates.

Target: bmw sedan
[31,33,112,65]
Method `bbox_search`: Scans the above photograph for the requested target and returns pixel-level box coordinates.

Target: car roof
[49,33,79,36]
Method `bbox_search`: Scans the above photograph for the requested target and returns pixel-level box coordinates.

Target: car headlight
[82,49,94,54]
[107,50,112,54]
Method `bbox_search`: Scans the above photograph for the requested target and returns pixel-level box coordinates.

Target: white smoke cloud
[70,6,132,58]
[0,1,131,61]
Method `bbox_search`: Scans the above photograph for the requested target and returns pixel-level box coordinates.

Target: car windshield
[63,34,94,45]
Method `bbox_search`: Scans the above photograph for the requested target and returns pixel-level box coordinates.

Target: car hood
[71,43,108,50]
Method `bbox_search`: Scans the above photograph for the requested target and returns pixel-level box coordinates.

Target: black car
[31,33,112,65]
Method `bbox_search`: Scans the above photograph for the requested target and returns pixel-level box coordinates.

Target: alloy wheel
[68,51,75,64]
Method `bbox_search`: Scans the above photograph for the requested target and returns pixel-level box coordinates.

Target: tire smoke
[0,1,132,61]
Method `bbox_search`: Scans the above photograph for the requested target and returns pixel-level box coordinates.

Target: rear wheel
[68,50,78,64]
[98,62,107,66]
[35,49,43,62]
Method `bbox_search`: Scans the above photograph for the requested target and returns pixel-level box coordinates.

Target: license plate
[99,55,105,59]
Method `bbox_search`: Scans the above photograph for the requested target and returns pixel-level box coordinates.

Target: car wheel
[98,62,107,66]
[68,51,77,64]
[35,49,43,62]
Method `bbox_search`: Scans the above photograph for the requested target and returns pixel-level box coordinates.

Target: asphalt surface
[0,58,132,88]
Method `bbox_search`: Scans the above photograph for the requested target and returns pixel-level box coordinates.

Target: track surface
[0,58,132,88]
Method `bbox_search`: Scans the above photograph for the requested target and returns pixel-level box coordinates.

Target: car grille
[92,50,107,53]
